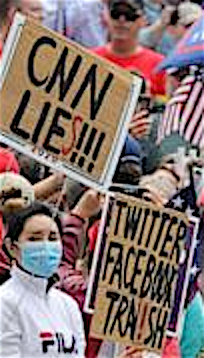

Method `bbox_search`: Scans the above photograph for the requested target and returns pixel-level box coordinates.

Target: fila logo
[40,332,77,354]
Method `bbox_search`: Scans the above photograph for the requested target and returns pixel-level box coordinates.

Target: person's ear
[3,237,18,261]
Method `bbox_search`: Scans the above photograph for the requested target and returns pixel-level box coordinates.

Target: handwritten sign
[90,194,188,354]
[0,13,142,189]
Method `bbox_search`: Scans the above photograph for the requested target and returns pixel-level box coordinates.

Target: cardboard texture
[90,194,188,354]
[0,15,142,188]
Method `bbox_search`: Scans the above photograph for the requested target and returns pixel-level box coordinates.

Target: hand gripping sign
[0,13,142,191]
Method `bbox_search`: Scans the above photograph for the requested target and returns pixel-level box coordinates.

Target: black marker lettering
[43,107,71,154]
[71,64,114,120]
[10,90,30,139]
[46,49,82,101]
[28,36,56,87]
[104,291,120,334]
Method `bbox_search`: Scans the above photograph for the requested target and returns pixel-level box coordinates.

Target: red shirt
[162,337,181,358]
[93,45,166,96]
[0,148,20,174]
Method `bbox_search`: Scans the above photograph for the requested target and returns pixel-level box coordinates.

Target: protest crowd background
[0,0,204,357]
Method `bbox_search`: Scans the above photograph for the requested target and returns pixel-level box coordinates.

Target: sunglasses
[110,7,140,22]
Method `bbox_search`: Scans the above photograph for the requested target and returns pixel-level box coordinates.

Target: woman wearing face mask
[0,202,86,358]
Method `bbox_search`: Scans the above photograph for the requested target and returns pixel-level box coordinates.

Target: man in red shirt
[93,0,167,177]
[93,0,166,96]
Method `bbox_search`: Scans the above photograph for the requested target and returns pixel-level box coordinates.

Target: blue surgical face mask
[20,241,62,278]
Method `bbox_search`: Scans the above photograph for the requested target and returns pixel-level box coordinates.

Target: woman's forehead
[22,214,58,232]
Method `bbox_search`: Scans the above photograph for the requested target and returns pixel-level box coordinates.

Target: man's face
[107,4,144,41]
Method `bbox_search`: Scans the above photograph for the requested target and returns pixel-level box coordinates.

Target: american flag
[157,73,204,148]
[165,183,202,333]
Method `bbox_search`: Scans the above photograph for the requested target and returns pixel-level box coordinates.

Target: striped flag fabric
[165,184,201,333]
[157,74,204,148]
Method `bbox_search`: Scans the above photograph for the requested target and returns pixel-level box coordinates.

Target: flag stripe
[197,115,204,147]
[166,103,177,136]
[168,94,188,106]
[157,75,204,148]
[173,103,182,132]
[158,103,172,142]
[179,81,202,134]
[186,92,204,143]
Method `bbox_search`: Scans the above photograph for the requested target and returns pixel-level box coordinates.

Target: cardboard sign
[0,13,142,190]
[90,194,188,354]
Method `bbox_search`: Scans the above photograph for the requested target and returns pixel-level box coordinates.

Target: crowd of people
[0,0,204,357]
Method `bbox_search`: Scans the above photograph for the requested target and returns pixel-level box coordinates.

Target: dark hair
[3,201,63,243]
